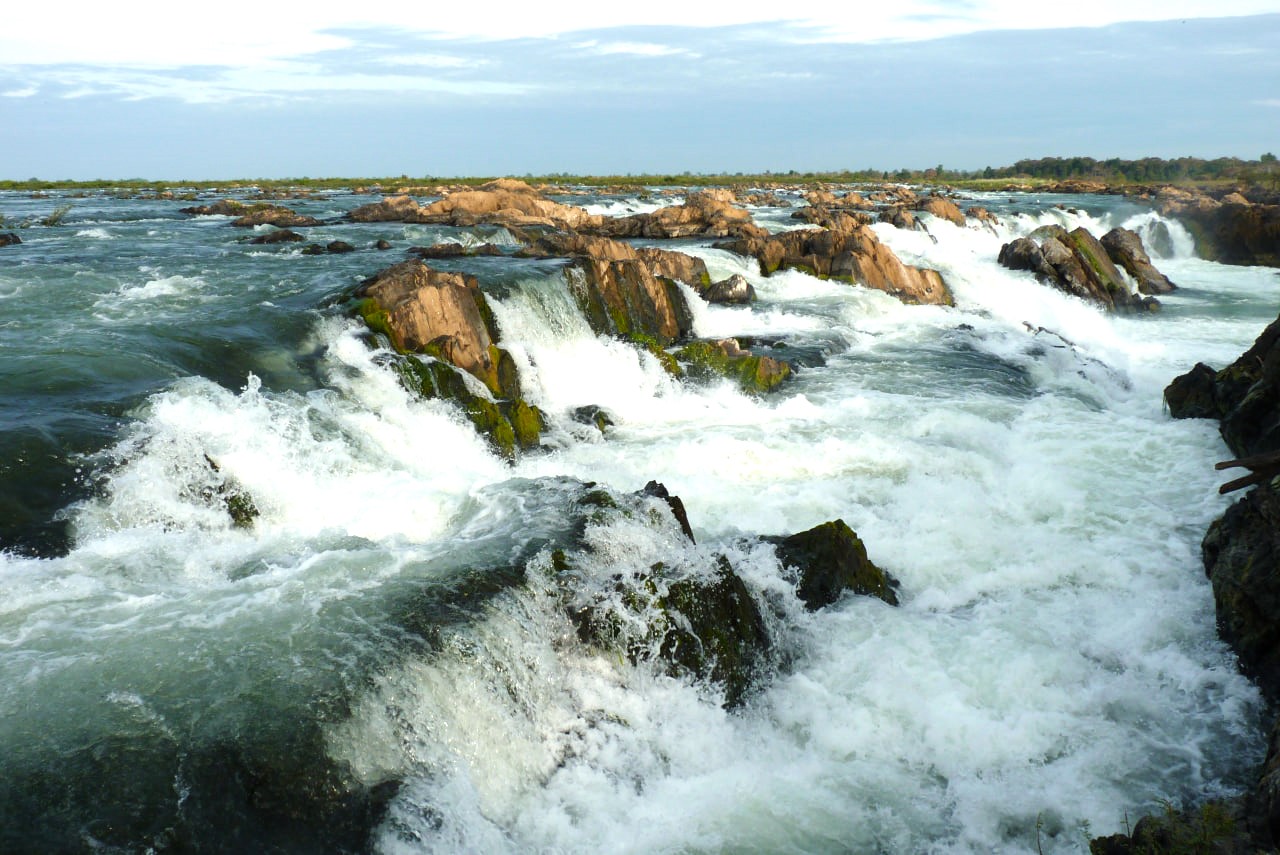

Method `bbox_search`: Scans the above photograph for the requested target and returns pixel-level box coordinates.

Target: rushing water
[0,187,1276,853]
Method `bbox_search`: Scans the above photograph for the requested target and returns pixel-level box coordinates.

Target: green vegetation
[2,154,1276,194]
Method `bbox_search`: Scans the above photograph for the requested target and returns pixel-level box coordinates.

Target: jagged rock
[1203,481,1280,701]
[229,204,320,228]
[674,338,791,394]
[347,194,424,223]
[966,206,999,225]
[0,232,21,247]
[879,207,918,230]
[917,194,966,226]
[1166,315,1280,458]
[641,480,695,543]
[413,179,604,231]
[247,228,304,245]
[998,225,1157,313]
[352,259,514,398]
[714,219,953,306]
[767,519,899,609]
[1159,189,1280,267]
[601,189,764,239]
[1101,227,1177,294]
[702,274,756,304]
[516,231,700,343]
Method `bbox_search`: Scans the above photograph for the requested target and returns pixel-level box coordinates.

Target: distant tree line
[974,155,1276,184]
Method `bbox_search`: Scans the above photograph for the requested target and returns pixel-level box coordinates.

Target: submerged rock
[247,228,305,245]
[407,242,504,259]
[0,232,21,247]
[715,218,953,306]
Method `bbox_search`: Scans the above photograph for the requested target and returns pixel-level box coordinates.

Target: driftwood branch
[1216,450,1280,494]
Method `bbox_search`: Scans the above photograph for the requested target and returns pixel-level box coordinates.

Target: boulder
[230,204,320,228]
[352,259,512,397]
[301,240,356,255]
[917,195,966,227]
[879,207,918,231]
[247,228,304,245]
[1165,314,1280,458]
[715,220,954,306]
[346,194,424,223]
[702,274,756,304]
[179,199,251,216]
[374,239,393,251]
[966,206,999,225]
[767,519,899,609]
[998,225,1157,313]
[515,231,701,343]
[0,232,21,247]
[1100,227,1177,294]
[674,338,791,394]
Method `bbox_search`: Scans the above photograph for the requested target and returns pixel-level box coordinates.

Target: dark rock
[0,232,21,247]
[572,405,615,434]
[347,194,423,222]
[408,242,504,260]
[1166,315,1280,458]
[326,240,355,254]
[1159,191,1280,267]
[247,228,304,245]
[997,237,1057,280]
[179,199,250,216]
[998,226,1153,312]
[767,519,899,609]
[642,480,695,543]
[1101,227,1176,295]
[702,274,756,304]
[1203,481,1280,701]
[374,239,393,250]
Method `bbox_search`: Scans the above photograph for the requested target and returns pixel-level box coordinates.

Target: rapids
[0,187,1274,853]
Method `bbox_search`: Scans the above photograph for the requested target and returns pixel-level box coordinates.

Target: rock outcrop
[1140,314,1280,853]
[601,189,763,240]
[516,231,702,343]
[247,228,305,245]
[998,225,1162,312]
[555,483,897,708]
[230,204,320,229]
[414,179,605,232]
[715,216,954,306]
[917,194,966,227]
[347,194,425,223]
[1157,188,1280,267]
[350,259,542,458]
[1101,227,1176,294]
[702,274,756,304]
[1166,315,1280,458]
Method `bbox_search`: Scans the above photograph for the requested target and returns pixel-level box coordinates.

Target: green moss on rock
[675,340,792,394]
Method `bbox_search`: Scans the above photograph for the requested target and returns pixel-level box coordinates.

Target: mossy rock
[627,333,683,377]
[500,399,544,451]
[675,340,792,394]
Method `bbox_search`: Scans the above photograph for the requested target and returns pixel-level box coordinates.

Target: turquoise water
[0,188,1275,853]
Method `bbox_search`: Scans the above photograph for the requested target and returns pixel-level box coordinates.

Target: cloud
[2,86,37,98]
[576,40,696,57]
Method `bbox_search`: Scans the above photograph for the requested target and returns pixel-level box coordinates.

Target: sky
[0,1,1277,179]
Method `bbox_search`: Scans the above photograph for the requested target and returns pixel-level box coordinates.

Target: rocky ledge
[1101,314,1280,852]
[1155,186,1280,268]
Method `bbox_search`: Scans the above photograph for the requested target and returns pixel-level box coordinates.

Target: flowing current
[0,188,1275,853]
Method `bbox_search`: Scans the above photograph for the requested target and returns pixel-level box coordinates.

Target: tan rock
[348,194,424,222]
[917,195,966,227]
